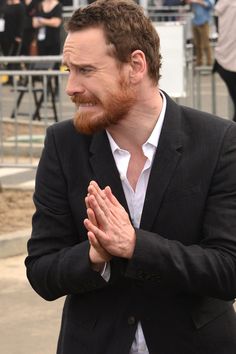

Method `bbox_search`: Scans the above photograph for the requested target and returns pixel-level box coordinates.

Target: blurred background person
[0,0,6,55]
[32,0,62,95]
[213,0,219,32]
[20,0,38,55]
[162,0,185,21]
[0,0,25,84]
[213,0,236,122]
[186,0,214,66]
[32,0,62,56]
[0,0,25,57]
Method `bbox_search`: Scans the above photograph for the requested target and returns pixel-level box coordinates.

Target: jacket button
[127,316,136,325]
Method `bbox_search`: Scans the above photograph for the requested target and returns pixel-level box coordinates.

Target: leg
[48,78,58,122]
[201,23,212,66]
[216,62,236,121]
[11,90,25,118]
[32,91,43,121]
[192,25,203,66]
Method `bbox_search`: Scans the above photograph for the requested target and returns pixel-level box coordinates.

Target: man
[25,1,236,353]
[186,0,214,66]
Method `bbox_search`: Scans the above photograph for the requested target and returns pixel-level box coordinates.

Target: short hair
[65,0,162,84]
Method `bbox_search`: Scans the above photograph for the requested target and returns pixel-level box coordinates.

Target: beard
[71,78,136,135]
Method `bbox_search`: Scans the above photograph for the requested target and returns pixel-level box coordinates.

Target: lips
[79,102,96,106]
[71,94,99,106]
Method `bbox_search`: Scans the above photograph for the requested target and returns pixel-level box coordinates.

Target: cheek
[88,73,122,102]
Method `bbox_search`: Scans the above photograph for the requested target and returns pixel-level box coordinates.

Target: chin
[73,112,109,135]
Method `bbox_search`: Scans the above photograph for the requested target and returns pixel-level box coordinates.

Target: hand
[32,17,40,28]
[85,193,112,272]
[84,181,136,259]
[38,17,46,26]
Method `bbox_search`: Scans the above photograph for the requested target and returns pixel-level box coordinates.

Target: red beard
[71,80,136,135]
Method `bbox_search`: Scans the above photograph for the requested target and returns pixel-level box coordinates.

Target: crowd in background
[0,0,62,58]
[0,0,216,61]
[0,0,217,62]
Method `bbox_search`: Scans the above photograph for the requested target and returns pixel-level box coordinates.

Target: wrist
[90,261,106,273]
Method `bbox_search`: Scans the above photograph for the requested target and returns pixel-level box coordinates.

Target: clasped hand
[84,181,136,267]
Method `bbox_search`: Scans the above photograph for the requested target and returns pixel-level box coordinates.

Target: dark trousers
[214,60,236,122]
[0,39,22,83]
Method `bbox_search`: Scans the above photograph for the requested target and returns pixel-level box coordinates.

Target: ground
[0,190,35,235]
[0,120,43,236]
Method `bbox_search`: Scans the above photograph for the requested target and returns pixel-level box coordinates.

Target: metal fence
[0,56,74,167]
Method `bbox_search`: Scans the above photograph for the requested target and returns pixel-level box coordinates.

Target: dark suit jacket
[25,94,236,354]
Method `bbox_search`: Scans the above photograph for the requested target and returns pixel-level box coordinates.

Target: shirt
[105,91,166,354]
[214,0,236,72]
[191,0,214,26]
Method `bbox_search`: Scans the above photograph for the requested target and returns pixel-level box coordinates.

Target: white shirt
[105,91,166,354]
[214,0,236,72]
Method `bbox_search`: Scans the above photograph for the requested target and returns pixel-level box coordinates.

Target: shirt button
[127,316,136,325]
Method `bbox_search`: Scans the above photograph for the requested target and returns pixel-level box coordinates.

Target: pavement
[0,169,65,354]
[0,166,36,190]
[0,254,64,354]
[0,167,36,259]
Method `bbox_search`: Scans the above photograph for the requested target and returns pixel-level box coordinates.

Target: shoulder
[47,119,93,149]
[165,92,234,137]
[181,105,233,130]
[48,119,78,139]
[179,105,236,148]
[53,1,62,13]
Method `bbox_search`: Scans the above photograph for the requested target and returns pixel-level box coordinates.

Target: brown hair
[65,0,161,84]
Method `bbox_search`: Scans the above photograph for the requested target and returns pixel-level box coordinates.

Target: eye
[79,67,93,74]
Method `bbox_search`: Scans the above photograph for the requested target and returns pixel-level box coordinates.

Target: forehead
[63,27,112,65]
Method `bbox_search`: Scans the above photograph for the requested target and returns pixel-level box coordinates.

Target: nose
[65,72,85,97]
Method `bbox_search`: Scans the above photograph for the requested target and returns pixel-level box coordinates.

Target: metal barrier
[0,56,74,167]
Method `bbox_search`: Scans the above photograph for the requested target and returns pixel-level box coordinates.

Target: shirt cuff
[101,262,111,282]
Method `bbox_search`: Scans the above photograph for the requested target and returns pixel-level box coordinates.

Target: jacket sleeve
[125,123,236,301]
[25,126,108,301]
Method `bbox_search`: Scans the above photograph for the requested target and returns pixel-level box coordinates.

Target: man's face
[63,28,136,134]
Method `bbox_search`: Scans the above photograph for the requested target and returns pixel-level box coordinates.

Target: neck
[107,88,163,151]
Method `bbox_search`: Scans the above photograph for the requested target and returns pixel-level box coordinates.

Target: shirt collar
[106,90,166,154]
[144,90,166,149]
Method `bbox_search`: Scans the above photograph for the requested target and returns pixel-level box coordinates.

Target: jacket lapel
[89,131,129,214]
[140,95,183,230]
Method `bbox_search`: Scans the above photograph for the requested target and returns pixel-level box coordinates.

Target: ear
[129,50,147,84]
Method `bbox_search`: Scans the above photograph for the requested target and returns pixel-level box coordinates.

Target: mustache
[70,94,99,105]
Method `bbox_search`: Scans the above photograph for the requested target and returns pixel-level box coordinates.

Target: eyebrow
[62,61,96,70]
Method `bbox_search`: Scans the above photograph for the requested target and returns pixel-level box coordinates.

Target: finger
[88,231,102,249]
[104,186,120,207]
[85,196,98,226]
[84,218,108,241]
[89,181,106,199]
[87,207,98,226]
[88,232,112,262]
[88,192,110,220]
[89,186,123,223]
[85,195,90,209]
